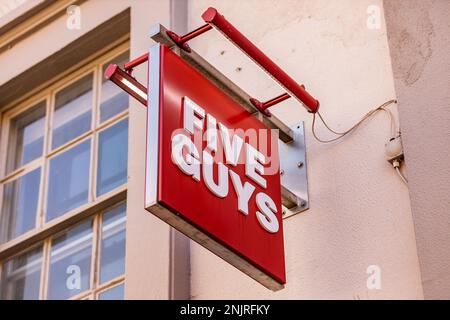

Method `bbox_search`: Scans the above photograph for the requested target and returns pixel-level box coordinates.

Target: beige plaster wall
[0,0,428,300]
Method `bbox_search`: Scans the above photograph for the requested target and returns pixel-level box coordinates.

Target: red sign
[145,44,285,290]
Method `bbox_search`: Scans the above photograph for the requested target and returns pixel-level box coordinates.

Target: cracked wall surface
[385,0,450,299]
[385,0,435,86]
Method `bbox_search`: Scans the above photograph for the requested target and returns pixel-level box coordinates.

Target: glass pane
[0,246,43,300]
[7,102,45,172]
[47,219,93,300]
[0,168,40,243]
[46,140,90,222]
[100,203,126,284]
[100,52,130,123]
[52,74,93,149]
[98,283,124,300]
[97,119,128,196]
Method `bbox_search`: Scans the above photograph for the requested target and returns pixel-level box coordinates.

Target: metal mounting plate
[279,122,309,218]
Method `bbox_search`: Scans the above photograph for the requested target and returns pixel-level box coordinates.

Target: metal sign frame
[145,43,286,290]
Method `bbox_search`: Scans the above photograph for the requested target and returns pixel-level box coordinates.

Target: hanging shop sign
[145,44,285,290]
[105,7,317,291]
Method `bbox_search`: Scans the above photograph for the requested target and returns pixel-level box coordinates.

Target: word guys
[171,97,280,234]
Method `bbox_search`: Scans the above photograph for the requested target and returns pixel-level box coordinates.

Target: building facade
[0,0,448,300]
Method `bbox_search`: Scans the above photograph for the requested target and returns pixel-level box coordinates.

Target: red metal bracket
[124,53,149,75]
[166,24,213,53]
[250,93,291,117]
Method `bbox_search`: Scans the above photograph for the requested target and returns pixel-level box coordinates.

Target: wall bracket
[279,122,309,218]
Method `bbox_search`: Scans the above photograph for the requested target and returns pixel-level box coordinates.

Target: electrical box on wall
[385,135,404,164]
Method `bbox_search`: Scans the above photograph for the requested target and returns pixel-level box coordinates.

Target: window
[52,74,93,150]
[1,168,41,243]
[99,203,126,284]
[0,48,129,242]
[0,245,43,300]
[97,119,128,196]
[100,52,130,123]
[46,140,91,221]
[98,283,124,300]
[6,102,46,173]
[48,219,94,299]
[0,45,129,300]
[0,202,126,300]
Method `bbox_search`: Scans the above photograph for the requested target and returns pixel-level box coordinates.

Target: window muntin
[0,245,43,300]
[47,219,93,300]
[98,283,124,300]
[6,102,46,172]
[99,203,126,284]
[52,74,93,150]
[100,52,130,123]
[0,168,41,243]
[46,139,91,222]
[97,119,128,197]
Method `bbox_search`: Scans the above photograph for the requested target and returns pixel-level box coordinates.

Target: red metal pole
[202,7,319,113]
[105,64,148,106]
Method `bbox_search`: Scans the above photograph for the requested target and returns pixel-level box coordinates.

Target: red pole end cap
[202,7,218,23]
[308,100,320,113]
[104,64,119,80]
